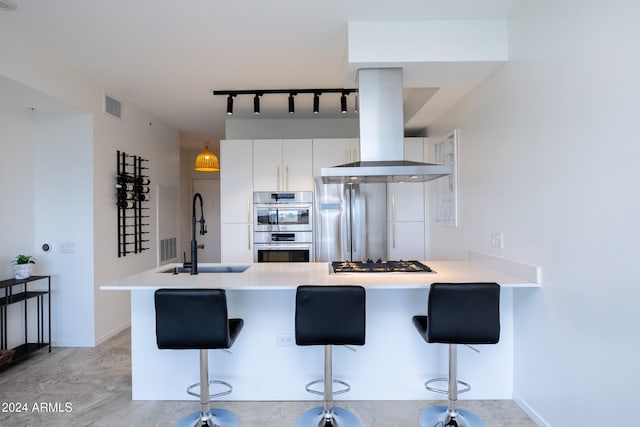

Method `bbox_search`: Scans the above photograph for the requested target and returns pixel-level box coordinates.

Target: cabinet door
[221,223,253,263]
[388,185,425,222]
[404,137,423,162]
[253,140,283,191]
[221,140,253,223]
[387,138,425,222]
[282,139,312,191]
[312,138,358,176]
[388,221,425,261]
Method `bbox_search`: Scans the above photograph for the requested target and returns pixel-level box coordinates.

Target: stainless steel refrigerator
[314,177,387,262]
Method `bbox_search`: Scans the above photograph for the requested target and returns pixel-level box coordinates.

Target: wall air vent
[160,237,177,263]
[105,94,122,119]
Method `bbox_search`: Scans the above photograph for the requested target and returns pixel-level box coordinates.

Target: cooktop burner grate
[331,260,434,273]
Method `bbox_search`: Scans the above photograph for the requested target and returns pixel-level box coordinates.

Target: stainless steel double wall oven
[253,191,313,262]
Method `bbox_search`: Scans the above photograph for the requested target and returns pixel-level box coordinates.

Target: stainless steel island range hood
[321,68,452,184]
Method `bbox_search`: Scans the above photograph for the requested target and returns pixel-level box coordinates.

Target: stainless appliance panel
[254,243,313,263]
[253,191,313,204]
[313,177,387,262]
[254,191,313,232]
[254,231,312,244]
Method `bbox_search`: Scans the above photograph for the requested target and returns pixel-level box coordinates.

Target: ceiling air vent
[105,94,122,119]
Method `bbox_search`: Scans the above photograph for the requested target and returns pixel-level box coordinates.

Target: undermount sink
[160,265,251,274]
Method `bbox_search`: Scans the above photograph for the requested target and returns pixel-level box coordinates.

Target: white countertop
[100,260,539,291]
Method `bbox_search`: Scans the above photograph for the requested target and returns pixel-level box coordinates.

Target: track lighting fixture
[288,93,295,114]
[226,95,234,115]
[213,88,357,116]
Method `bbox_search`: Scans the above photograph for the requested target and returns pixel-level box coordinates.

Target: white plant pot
[14,264,33,280]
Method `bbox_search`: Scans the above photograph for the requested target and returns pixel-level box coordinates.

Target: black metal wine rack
[116,150,150,257]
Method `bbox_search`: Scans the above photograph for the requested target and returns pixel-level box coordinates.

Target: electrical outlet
[491,232,504,249]
[276,334,295,347]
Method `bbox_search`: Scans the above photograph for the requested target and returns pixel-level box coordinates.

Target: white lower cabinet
[221,223,253,263]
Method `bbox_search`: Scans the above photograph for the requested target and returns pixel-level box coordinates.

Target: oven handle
[254,244,312,250]
[254,203,312,209]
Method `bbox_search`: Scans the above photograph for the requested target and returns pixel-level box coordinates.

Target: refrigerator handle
[343,185,354,261]
[391,193,396,221]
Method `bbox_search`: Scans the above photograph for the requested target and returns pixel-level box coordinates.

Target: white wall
[1,28,180,346]
[427,1,640,425]
[92,101,180,344]
[0,107,35,278]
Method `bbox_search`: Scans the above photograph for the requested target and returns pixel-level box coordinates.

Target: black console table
[0,275,51,369]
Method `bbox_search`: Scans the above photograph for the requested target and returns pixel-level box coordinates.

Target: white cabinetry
[312,138,359,176]
[220,139,253,262]
[221,223,253,263]
[253,139,312,191]
[388,138,426,260]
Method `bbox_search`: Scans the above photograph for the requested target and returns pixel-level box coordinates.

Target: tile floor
[0,329,537,426]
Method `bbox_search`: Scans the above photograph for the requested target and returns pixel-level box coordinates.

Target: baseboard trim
[95,321,131,346]
[513,393,551,427]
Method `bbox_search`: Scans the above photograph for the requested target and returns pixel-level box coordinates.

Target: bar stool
[412,282,500,427]
[155,288,244,427]
[295,285,366,427]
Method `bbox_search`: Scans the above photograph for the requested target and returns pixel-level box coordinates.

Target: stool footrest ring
[304,378,351,396]
[187,379,233,400]
[425,377,471,395]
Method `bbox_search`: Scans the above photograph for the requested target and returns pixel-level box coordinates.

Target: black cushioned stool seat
[155,288,244,427]
[412,283,500,427]
[295,285,366,427]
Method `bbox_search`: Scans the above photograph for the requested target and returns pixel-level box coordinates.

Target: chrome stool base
[418,405,486,427]
[296,406,361,427]
[175,408,239,427]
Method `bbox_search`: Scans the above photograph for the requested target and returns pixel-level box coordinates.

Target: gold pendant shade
[194,146,220,172]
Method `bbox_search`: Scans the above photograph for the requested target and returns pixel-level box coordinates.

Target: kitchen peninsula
[101,254,539,401]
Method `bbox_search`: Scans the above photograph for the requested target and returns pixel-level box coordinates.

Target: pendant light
[194,145,220,172]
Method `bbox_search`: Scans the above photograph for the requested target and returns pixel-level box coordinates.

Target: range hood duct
[321,68,452,184]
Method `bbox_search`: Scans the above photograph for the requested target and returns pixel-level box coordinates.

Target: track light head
[226,95,234,115]
[253,94,261,115]
[313,92,320,114]
[340,93,347,114]
[288,93,295,114]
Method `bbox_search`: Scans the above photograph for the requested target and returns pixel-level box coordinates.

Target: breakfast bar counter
[101,258,538,291]
[101,255,539,401]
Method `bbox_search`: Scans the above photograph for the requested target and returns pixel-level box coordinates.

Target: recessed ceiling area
[0,0,524,148]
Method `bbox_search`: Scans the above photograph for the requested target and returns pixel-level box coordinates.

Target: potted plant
[12,254,36,280]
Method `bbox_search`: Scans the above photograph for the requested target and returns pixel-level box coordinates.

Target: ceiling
[0,0,523,152]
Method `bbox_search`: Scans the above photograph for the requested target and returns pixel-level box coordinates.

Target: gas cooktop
[331,260,434,274]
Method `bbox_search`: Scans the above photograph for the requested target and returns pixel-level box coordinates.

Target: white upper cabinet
[253,139,312,191]
[220,139,253,224]
[312,138,359,176]
[387,138,425,222]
